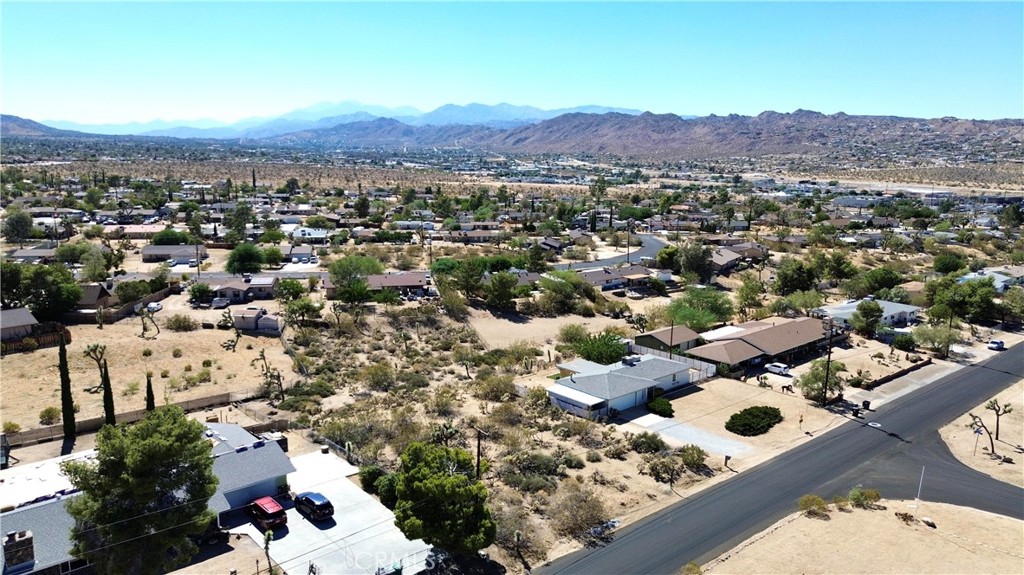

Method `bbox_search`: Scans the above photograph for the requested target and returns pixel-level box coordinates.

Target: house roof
[0,499,78,571]
[711,248,742,266]
[814,299,920,321]
[77,283,113,307]
[637,325,700,347]
[215,280,251,292]
[205,423,296,513]
[555,354,697,400]
[366,272,429,290]
[686,339,764,365]
[140,244,207,256]
[0,307,39,329]
[547,383,608,407]
[248,277,277,287]
[558,372,653,400]
[738,317,826,357]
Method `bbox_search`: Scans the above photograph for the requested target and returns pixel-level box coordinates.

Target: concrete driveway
[626,412,753,455]
[231,451,431,575]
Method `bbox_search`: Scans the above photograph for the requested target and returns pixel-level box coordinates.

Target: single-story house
[710,248,743,273]
[76,283,115,309]
[289,227,330,244]
[103,224,165,239]
[688,317,839,371]
[366,271,430,294]
[811,299,921,328]
[213,280,254,304]
[0,423,293,574]
[0,308,39,341]
[633,325,701,355]
[246,277,278,300]
[548,354,714,419]
[140,244,208,263]
[957,271,1012,294]
[288,245,314,261]
[7,248,57,263]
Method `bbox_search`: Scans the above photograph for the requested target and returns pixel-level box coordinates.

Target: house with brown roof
[633,325,701,355]
[710,248,742,273]
[687,317,841,371]
[366,271,430,294]
[76,283,115,309]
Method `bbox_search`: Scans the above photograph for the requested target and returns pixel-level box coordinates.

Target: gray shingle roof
[0,307,39,329]
[558,372,653,400]
[209,443,295,513]
[0,499,77,571]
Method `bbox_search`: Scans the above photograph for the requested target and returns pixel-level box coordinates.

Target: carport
[547,383,608,418]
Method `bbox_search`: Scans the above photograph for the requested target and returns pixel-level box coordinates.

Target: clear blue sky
[2,2,1022,124]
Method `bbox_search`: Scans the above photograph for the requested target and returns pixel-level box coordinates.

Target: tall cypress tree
[145,372,156,412]
[102,359,116,426]
[59,333,76,441]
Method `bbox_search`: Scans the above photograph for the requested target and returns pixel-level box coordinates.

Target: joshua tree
[985,399,1014,441]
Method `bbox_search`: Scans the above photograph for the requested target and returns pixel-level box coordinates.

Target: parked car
[301,257,310,264]
[765,362,791,376]
[145,302,163,313]
[309,256,319,264]
[211,298,231,309]
[987,340,1005,351]
[188,259,199,267]
[247,496,287,530]
[295,492,334,521]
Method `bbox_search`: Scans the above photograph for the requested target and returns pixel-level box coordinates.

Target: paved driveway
[232,452,431,575]
[628,412,752,455]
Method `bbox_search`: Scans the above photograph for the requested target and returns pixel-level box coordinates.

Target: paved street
[541,345,1024,575]
[553,233,669,270]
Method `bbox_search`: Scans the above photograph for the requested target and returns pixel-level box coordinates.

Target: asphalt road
[541,345,1024,575]
[553,233,669,270]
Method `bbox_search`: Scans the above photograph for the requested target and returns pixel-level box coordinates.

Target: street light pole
[626,218,635,264]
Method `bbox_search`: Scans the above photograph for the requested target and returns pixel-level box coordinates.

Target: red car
[248,496,287,530]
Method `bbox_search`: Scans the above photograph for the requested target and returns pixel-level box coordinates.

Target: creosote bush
[165,314,199,332]
[39,406,61,425]
[628,431,668,454]
[646,397,674,417]
[798,494,830,518]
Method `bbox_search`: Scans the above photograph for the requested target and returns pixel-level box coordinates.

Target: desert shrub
[603,443,629,460]
[142,348,153,357]
[493,501,549,561]
[395,371,429,390]
[39,406,61,425]
[172,348,183,358]
[361,362,394,392]
[289,379,334,398]
[202,359,213,368]
[891,334,916,352]
[502,473,557,493]
[556,450,586,470]
[682,561,703,575]
[848,485,882,509]
[165,314,199,332]
[160,370,169,378]
[549,481,609,539]
[646,397,674,417]
[474,374,516,402]
[832,495,850,510]
[628,432,668,454]
[677,444,708,472]
[500,452,562,493]
[22,337,38,352]
[358,465,386,494]
[725,406,784,436]
[277,396,322,414]
[374,473,399,509]
[183,364,192,372]
[558,323,589,345]
[489,402,524,427]
[122,381,140,396]
[3,421,22,433]
[798,494,830,518]
[585,450,602,463]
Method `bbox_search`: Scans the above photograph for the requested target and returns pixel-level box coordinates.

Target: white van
[765,363,790,376]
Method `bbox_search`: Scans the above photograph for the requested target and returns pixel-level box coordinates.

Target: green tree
[934,277,998,324]
[225,243,263,275]
[101,359,115,426]
[261,246,283,267]
[912,324,960,357]
[274,278,306,302]
[394,442,496,557]
[773,257,817,295]
[849,300,884,336]
[785,290,824,316]
[933,253,966,274]
[61,406,219,574]
[339,278,372,307]
[736,273,764,315]
[59,333,76,442]
[845,268,902,299]
[114,280,151,304]
[329,254,384,287]
[797,358,846,404]
[3,210,33,247]
[453,259,484,300]
[145,372,156,412]
[573,332,625,364]
[150,228,193,246]
[188,283,213,303]
[80,248,109,282]
[354,196,371,218]
[373,287,401,307]
[674,287,734,323]
[485,271,519,311]
[873,286,911,304]
[1002,287,1024,323]
[998,203,1023,228]
[527,243,549,273]
[678,243,714,283]
[8,263,83,320]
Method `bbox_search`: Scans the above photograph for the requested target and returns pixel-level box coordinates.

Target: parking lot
[231,452,432,575]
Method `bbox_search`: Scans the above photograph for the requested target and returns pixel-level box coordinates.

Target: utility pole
[195,243,201,279]
[626,218,635,264]
[473,426,489,480]
[820,317,834,406]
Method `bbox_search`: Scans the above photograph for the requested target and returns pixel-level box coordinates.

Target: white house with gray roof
[548,354,714,418]
[812,298,920,327]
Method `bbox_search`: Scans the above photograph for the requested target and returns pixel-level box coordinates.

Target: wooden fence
[0,325,73,356]
[61,286,172,325]
[861,357,933,390]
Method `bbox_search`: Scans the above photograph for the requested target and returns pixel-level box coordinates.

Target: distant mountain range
[32,101,647,139]
[3,107,1019,160]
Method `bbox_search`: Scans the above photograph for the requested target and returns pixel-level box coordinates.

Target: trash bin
[862,400,871,410]
[852,408,861,418]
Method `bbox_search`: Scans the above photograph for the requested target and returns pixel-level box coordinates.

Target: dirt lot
[940,378,1024,488]
[0,313,295,432]
[467,306,626,350]
[704,499,1024,575]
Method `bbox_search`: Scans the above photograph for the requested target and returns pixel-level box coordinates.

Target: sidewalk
[844,359,962,409]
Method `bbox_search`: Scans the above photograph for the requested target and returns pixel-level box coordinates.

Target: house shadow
[488,309,531,324]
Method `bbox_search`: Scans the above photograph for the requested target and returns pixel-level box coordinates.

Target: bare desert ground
[0,317,295,433]
[705,499,1024,575]
[940,378,1024,488]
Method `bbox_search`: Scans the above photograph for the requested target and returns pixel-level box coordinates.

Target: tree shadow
[60,437,76,456]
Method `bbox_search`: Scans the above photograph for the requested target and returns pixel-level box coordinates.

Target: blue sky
[2,2,1021,124]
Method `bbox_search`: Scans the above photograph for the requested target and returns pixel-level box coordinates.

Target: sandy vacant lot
[940,378,1024,488]
[705,499,1024,575]
[0,316,295,432]
[467,307,626,350]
